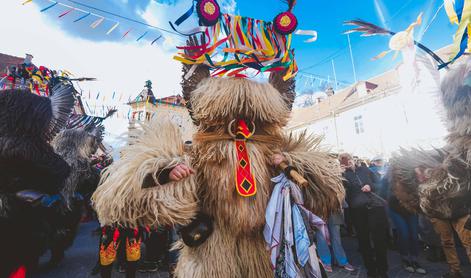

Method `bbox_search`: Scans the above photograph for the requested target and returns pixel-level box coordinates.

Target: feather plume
[103,108,117,119]
[344,19,447,67]
[48,82,76,140]
[343,19,393,36]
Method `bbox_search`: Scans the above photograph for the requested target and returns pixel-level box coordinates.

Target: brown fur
[282,131,345,218]
[91,119,198,228]
[191,77,291,129]
[93,77,343,277]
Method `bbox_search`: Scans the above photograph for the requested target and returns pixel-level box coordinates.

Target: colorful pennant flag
[106,22,120,35]
[90,17,105,29]
[74,12,91,22]
[59,7,74,18]
[40,2,58,12]
[25,0,167,46]
[136,31,148,42]
[122,28,132,39]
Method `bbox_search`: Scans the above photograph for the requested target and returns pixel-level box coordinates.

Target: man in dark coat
[339,153,389,278]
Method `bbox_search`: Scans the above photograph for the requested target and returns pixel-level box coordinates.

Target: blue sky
[22,0,456,90]
[0,0,457,151]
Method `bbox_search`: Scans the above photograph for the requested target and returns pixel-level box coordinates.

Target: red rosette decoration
[273,12,298,35]
[196,0,221,26]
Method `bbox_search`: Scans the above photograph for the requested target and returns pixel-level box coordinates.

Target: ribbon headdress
[173,0,301,81]
[175,1,299,198]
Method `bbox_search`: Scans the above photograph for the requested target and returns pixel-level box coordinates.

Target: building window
[354,115,364,134]
[322,126,329,135]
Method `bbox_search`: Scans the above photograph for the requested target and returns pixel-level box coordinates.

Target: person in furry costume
[92,48,345,277]
[48,126,103,264]
[390,57,471,278]
[0,84,75,278]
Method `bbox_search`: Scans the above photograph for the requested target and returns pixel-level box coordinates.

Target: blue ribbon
[174,0,195,26]
[438,0,468,69]
[455,0,465,21]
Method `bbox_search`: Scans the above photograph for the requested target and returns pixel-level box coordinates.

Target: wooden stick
[279,161,309,187]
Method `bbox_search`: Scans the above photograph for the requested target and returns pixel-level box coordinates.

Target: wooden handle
[279,162,309,187]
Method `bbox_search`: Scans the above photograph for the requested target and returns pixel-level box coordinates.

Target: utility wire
[64,0,183,36]
[299,0,418,74]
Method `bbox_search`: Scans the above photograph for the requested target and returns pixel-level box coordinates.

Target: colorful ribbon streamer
[442,0,470,68]
[294,30,318,43]
[174,0,195,26]
[174,13,298,79]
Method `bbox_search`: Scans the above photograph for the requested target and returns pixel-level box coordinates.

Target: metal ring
[249,121,256,137]
[227,119,236,138]
[227,120,256,138]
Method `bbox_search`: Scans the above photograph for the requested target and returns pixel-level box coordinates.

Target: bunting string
[21,0,184,46]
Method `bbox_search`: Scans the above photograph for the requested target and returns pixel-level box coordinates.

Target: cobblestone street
[32,221,471,278]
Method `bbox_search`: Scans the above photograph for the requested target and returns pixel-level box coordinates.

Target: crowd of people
[1,0,471,277]
[313,152,470,278]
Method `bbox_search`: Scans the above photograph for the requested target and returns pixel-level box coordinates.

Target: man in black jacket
[339,153,389,278]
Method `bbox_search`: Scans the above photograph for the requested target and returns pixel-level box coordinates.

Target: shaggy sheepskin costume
[390,57,471,220]
[389,57,471,275]
[0,84,75,277]
[93,63,345,277]
[48,126,102,264]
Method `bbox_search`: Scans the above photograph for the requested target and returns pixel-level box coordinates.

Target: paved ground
[32,221,471,278]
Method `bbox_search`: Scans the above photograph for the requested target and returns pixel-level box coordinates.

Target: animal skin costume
[0,84,75,278]
[47,126,103,264]
[93,1,344,277]
[93,56,344,278]
[390,57,471,275]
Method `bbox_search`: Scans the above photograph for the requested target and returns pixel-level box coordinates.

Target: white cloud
[139,0,238,35]
[0,1,183,147]
[220,0,237,14]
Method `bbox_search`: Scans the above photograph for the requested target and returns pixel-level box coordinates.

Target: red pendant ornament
[273,11,298,35]
[196,0,221,26]
[234,120,257,197]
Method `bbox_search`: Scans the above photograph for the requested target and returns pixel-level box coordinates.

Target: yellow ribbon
[449,0,471,60]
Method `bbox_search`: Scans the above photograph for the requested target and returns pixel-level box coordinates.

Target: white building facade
[289,58,448,159]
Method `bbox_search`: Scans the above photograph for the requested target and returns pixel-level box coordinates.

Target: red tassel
[9,266,26,278]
